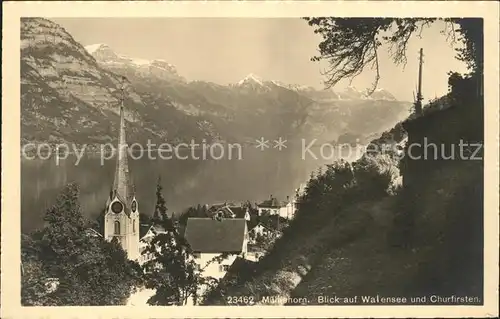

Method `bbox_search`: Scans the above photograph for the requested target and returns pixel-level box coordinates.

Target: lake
[21,145,362,234]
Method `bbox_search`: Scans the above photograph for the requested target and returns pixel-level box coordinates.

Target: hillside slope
[204,98,483,305]
[292,160,482,302]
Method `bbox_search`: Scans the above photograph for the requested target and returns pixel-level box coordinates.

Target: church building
[103,91,141,261]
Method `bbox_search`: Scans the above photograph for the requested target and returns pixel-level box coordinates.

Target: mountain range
[21,17,411,148]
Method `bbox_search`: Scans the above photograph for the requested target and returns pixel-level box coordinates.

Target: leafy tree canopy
[143,178,201,305]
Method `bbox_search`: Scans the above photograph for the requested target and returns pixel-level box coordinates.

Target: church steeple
[104,77,141,262]
[110,80,134,210]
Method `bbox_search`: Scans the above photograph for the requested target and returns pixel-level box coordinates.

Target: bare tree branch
[367,40,381,95]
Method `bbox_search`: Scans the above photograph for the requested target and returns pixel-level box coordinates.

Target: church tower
[104,81,140,261]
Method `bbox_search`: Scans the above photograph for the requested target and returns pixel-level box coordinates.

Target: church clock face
[111,201,123,214]
[131,201,137,212]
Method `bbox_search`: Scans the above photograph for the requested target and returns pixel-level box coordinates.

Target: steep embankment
[206,97,483,305]
[292,160,482,302]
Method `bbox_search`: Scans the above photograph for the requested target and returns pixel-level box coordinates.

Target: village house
[256,195,296,219]
[206,203,251,221]
[245,221,283,261]
[248,221,281,242]
[184,217,249,280]
[84,228,104,239]
[137,223,168,265]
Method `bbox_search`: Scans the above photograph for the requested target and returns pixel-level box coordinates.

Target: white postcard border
[2,1,498,318]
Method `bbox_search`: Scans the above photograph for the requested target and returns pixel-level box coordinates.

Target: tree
[143,180,201,305]
[143,225,201,305]
[178,204,208,227]
[153,175,167,224]
[93,238,143,305]
[253,232,275,252]
[38,183,88,275]
[452,19,483,76]
[21,183,140,306]
[304,18,483,94]
[139,212,152,225]
[21,234,50,306]
[353,153,399,199]
[242,200,258,217]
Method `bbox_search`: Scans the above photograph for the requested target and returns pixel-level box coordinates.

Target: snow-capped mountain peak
[337,85,397,101]
[85,43,121,62]
[84,43,109,54]
[85,44,183,82]
[238,73,264,86]
[365,88,397,101]
[85,43,150,66]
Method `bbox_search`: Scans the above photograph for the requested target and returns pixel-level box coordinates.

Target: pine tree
[153,175,168,224]
[200,204,208,217]
[38,183,87,275]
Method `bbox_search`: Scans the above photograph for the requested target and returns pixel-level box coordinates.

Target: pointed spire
[112,79,134,204]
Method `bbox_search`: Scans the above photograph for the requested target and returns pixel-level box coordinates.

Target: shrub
[353,154,400,199]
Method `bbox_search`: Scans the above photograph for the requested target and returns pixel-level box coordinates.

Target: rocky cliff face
[21,18,220,146]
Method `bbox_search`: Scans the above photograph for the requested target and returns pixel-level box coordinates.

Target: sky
[53,18,468,102]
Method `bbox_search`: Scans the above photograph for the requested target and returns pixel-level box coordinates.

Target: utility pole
[414,48,424,115]
[120,77,127,110]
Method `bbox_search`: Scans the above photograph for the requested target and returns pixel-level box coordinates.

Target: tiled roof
[139,223,169,240]
[257,197,288,208]
[207,203,227,214]
[207,205,232,218]
[207,204,248,219]
[247,215,260,230]
[228,206,248,219]
[152,224,167,233]
[139,224,152,239]
[184,218,247,253]
[249,222,273,232]
[85,228,103,238]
